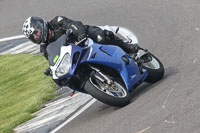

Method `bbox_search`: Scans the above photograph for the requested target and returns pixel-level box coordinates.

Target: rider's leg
[87,26,139,55]
[103,30,139,55]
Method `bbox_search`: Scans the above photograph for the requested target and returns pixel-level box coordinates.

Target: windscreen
[46,35,66,66]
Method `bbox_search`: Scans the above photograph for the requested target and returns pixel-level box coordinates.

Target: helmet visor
[28,19,44,44]
[29,29,42,43]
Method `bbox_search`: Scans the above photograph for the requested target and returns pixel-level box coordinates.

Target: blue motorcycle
[45,27,164,107]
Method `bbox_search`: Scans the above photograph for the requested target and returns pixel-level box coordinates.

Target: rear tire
[84,75,130,107]
[142,53,164,83]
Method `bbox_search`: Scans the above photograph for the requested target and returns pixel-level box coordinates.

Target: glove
[69,22,87,41]
[78,33,87,41]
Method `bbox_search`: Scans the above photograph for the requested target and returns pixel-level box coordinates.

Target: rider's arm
[50,16,73,29]
[69,21,87,41]
[50,16,87,41]
[40,45,48,60]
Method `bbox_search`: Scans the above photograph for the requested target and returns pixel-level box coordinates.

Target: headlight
[56,53,71,77]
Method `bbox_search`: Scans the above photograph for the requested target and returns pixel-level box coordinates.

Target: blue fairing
[87,42,148,91]
[58,38,148,91]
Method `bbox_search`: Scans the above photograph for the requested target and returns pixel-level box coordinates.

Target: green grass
[0,54,56,133]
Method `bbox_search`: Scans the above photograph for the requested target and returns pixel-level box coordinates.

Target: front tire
[84,75,130,107]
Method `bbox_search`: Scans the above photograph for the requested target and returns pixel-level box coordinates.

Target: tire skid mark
[162,88,174,109]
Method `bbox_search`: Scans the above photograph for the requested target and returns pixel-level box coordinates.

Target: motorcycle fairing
[47,36,147,91]
[47,36,91,80]
[87,42,148,91]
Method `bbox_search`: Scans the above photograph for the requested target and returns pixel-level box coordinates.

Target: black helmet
[22,16,48,44]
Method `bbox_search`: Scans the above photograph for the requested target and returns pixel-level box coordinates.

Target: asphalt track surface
[1,0,200,133]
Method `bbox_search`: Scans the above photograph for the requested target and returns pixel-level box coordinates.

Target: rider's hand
[69,21,87,41]
[78,33,87,41]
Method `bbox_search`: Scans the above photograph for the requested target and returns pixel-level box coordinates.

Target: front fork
[89,66,113,85]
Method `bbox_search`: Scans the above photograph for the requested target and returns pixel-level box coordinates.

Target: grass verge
[0,54,56,133]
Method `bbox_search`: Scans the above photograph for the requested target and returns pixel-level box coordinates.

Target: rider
[22,16,139,59]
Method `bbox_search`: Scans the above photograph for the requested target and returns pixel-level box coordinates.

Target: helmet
[22,16,48,44]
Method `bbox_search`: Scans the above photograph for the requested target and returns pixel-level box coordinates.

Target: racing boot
[120,42,139,56]
[116,41,144,73]
[103,30,144,73]
[104,30,139,55]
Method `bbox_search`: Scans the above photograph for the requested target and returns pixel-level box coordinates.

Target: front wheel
[139,50,164,83]
[84,74,130,107]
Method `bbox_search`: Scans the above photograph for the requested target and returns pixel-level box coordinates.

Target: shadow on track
[130,66,179,103]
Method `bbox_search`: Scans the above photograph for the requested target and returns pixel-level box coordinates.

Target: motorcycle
[44,26,164,107]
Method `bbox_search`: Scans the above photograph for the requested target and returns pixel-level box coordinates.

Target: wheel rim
[143,56,160,69]
[89,77,127,98]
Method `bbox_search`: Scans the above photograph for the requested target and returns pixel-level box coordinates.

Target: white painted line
[50,98,96,133]
[30,49,40,54]
[0,41,38,54]
[0,35,25,42]
[26,46,40,54]
[0,41,31,54]
[12,43,38,54]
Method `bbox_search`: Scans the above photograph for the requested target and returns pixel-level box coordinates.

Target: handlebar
[65,29,87,46]
[75,37,87,45]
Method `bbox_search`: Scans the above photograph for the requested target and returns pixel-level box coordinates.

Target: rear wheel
[84,74,130,107]
[141,52,164,83]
